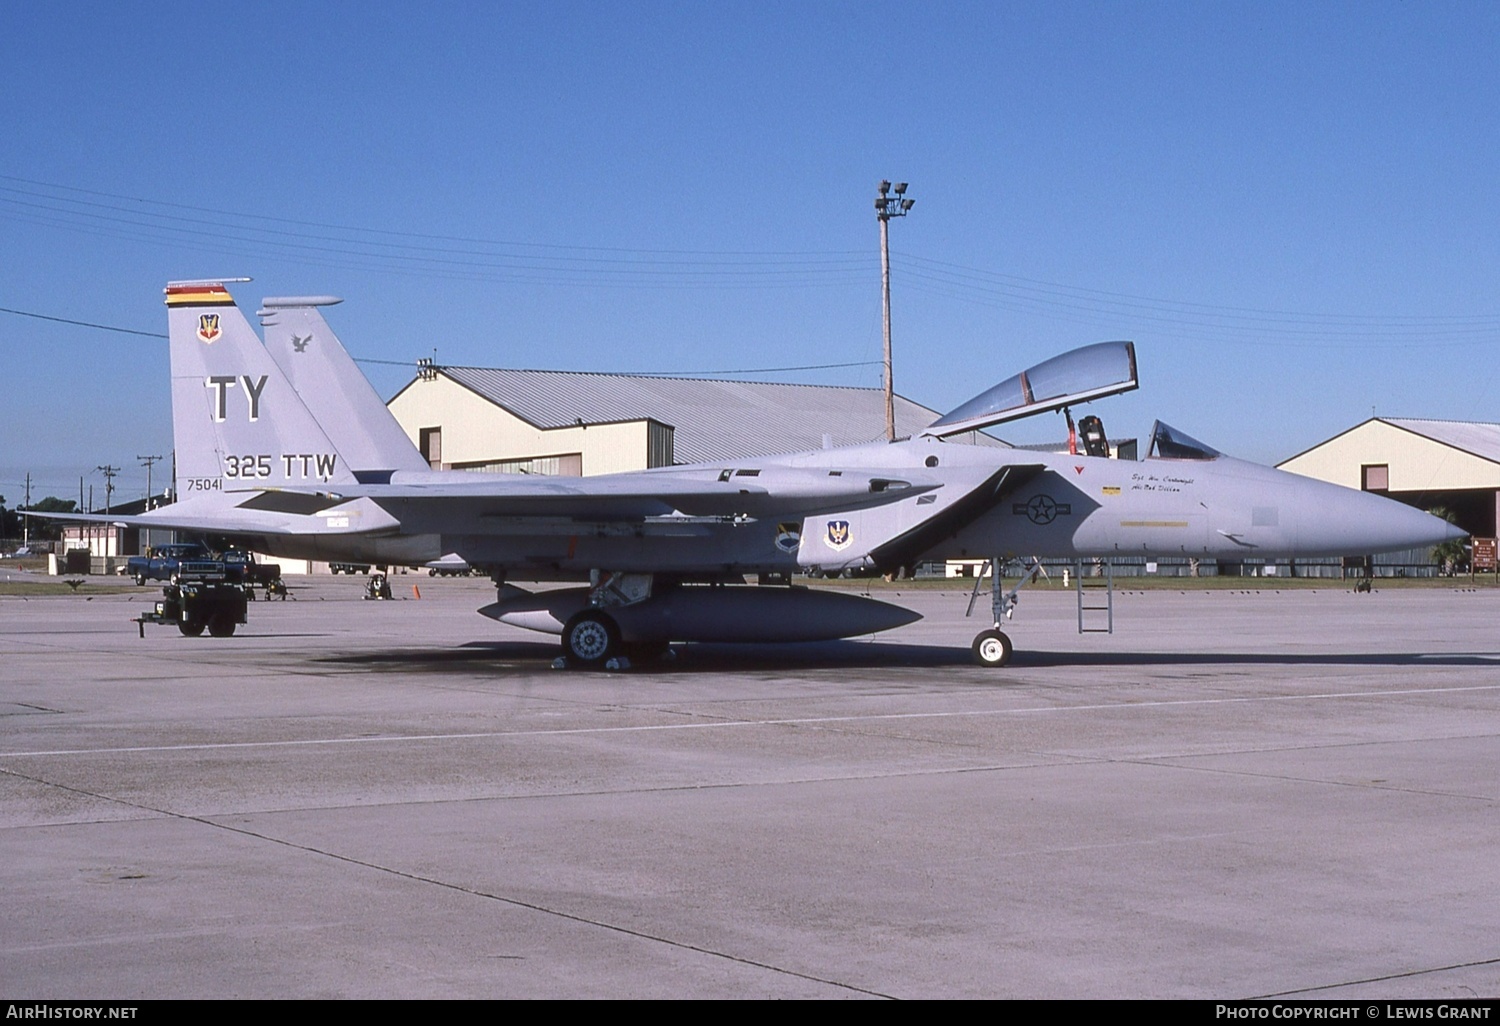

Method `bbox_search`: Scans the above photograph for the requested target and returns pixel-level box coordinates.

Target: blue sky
[3,1,1498,504]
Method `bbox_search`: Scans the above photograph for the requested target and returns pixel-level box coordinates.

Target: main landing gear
[553,572,676,671]
[562,609,622,668]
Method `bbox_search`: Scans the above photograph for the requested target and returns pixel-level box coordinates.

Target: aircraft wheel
[207,614,237,638]
[178,619,205,637]
[562,610,621,667]
[971,629,1013,668]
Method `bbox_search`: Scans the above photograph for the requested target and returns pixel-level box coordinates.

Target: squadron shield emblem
[775,522,802,554]
[196,313,222,343]
[825,519,852,552]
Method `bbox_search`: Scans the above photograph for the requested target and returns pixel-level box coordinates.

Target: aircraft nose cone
[1356,494,1466,551]
[1293,477,1470,555]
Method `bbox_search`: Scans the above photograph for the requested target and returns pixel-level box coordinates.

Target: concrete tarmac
[2,576,1498,999]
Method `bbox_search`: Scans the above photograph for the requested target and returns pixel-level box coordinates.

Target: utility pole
[138,455,163,509]
[22,472,30,547]
[875,180,914,441]
[96,465,119,515]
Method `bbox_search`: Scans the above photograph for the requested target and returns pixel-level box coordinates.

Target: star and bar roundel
[1012,494,1072,525]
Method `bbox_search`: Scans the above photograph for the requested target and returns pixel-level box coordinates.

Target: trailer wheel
[179,619,205,637]
[207,614,237,638]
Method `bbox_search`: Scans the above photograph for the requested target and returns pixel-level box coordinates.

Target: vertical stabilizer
[166,280,356,495]
[258,297,428,481]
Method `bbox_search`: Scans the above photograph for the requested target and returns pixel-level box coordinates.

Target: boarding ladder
[1075,558,1113,634]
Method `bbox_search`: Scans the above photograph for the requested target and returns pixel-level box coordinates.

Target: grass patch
[0,580,146,597]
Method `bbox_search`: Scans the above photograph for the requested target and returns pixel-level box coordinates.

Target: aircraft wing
[281,466,942,531]
[250,462,936,528]
[43,468,938,540]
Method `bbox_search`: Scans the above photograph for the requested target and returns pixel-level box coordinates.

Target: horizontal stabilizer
[41,494,397,537]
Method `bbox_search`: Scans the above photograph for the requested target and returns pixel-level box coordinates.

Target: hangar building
[386,365,1004,474]
[1278,418,1500,539]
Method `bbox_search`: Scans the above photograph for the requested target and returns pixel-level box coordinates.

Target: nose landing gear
[966,555,1043,667]
[971,628,1013,667]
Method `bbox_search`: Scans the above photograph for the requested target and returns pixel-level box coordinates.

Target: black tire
[562,610,621,667]
[178,619,205,637]
[207,614,237,638]
[134,573,146,587]
[971,628,1013,668]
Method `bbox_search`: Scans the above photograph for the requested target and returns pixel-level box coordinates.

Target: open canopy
[923,341,1138,438]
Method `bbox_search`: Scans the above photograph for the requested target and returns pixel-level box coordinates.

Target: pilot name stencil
[1129,473,1194,494]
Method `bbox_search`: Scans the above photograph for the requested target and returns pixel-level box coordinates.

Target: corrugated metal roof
[1384,418,1500,465]
[440,366,1007,463]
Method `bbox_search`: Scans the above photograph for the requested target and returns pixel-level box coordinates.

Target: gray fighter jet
[67,280,1464,667]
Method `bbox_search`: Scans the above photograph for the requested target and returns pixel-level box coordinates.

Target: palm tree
[1427,506,1467,576]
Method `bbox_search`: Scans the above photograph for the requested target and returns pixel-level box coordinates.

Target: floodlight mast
[875,180,914,441]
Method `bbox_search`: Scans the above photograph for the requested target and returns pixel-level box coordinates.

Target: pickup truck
[127,543,213,585]
[219,550,283,589]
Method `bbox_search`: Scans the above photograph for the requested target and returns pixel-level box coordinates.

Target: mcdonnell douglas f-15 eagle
[58,280,1463,668]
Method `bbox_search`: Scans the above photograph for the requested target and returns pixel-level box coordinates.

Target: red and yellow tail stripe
[164,283,236,307]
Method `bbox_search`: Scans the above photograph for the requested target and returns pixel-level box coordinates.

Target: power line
[0,305,876,378]
[0,174,869,258]
[395,360,881,377]
[897,252,1500,324]
[606,360,881,377]
[892,252,1500,350]
[0,176,877,292]
[0,305,164,338]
